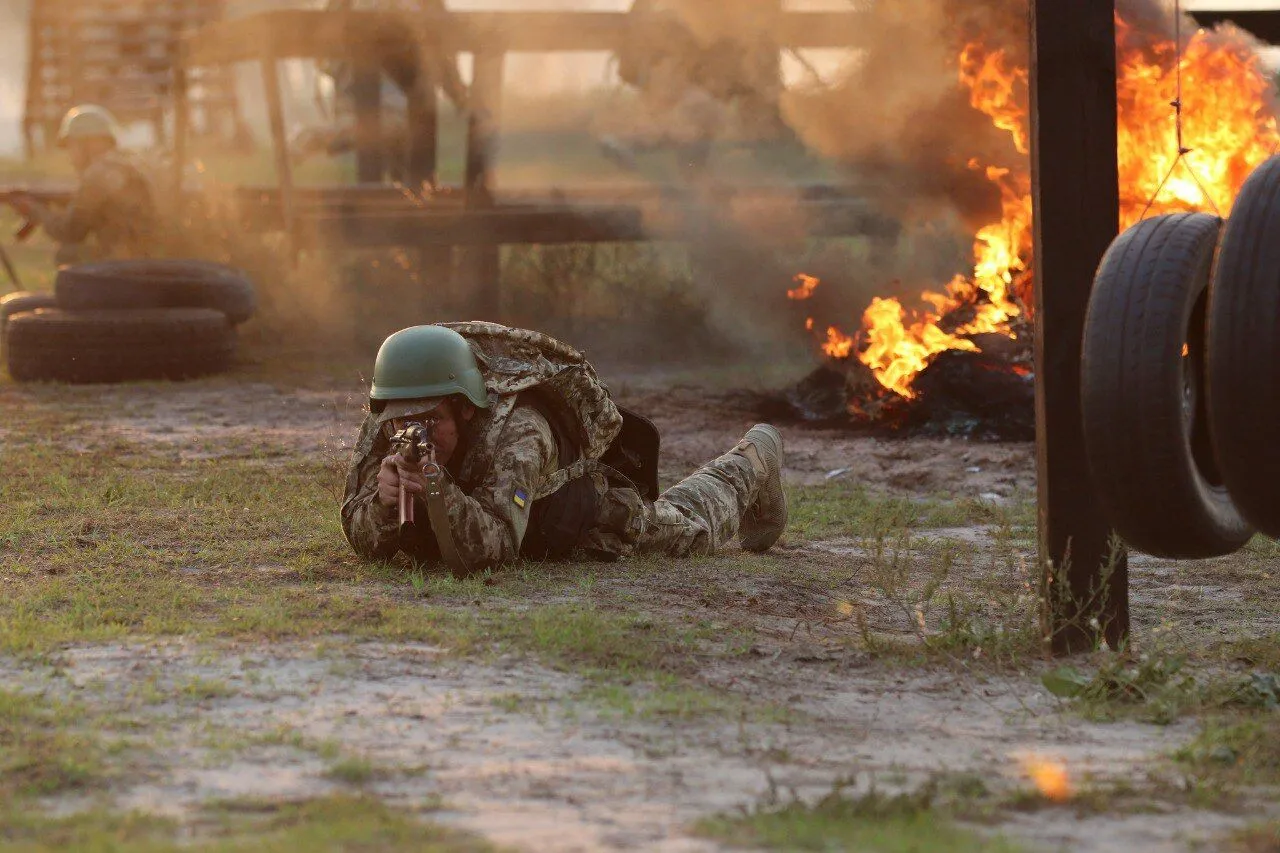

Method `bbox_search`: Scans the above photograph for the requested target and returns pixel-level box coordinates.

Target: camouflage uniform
[38,149,156,264]
[341,323,765,569]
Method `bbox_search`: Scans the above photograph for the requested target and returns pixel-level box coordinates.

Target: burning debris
[769,0,1280,439]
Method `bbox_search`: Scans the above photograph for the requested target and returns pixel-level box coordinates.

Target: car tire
[1207,154,1280,538]
[5,308,234,383]
[55,260,257,325]
[0,291,59,331]
[1081,212,1254,558]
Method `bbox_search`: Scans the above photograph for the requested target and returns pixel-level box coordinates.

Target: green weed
[696,781,1025,852]
[1175,716,1280,786]
[0,795,495,852]
[0,689,106,799]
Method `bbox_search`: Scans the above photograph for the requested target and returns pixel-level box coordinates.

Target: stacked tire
[1083,152,1280,556]
[1081,213,1253,558]
[1,260,256,384]
[1206,155,1280,541]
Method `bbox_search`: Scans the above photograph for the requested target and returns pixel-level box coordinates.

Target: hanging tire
[1081,212,1254,558]
[55,260,257,326]
[1207,154,1280,538]
[1,291,58,330]
[5,308,234,384]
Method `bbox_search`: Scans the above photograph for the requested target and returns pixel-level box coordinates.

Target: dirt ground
[1,370,1276,852]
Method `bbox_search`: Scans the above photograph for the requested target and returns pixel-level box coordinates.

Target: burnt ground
[0,365,1276,852]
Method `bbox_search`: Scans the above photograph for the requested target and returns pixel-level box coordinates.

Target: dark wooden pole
[406,71,453,313]
[352,66,385,183]
[1029,0,1129,654]
[406,83,439,192]
[172,63,189,201]
[461,49,506,319]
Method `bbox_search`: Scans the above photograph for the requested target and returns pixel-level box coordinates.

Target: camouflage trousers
[628,448,762,557]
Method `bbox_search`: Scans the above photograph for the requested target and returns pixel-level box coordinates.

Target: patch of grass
[1042,651,1279,724]
[324,755,382,786]
[491,603,685,676]
[696,783,1025,852]
[839,525,1041,669]
[1219,635,1280,671]
[1174,716,1280,787]
[178,677,237,702]
[0,795,495,852]
[584,674,792,723]
[1224,820,1280,853]
[786,483,1034,542]
[0,689,106,799]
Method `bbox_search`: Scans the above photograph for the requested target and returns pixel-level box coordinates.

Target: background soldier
[600,0,787,177]
[2,105,157,265]
[342,323,788,572]
[292,0,467,185]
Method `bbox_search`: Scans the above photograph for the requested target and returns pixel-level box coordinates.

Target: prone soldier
[341,323,788,572]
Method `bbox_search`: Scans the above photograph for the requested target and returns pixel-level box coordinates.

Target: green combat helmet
[56,105,120,147]
[369,325,490,415]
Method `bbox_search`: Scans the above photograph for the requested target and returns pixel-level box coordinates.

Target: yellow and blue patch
[513,488,528,509]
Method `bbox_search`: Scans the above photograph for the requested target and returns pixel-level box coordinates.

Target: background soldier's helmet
[56,105,121,147]
[369,325,489,410]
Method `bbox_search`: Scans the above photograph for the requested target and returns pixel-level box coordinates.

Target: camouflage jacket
[38,149,157,259]
[341,323,626,569]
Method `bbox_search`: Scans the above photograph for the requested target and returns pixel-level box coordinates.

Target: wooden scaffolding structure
[23,0,243,155]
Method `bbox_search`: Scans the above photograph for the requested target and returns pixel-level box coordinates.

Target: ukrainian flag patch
[513,489,528,508]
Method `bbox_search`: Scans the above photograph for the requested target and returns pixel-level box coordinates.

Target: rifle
[388,418,440,528]
[0,191,40,243]
[388,416,472,576]
[0,239,22,290]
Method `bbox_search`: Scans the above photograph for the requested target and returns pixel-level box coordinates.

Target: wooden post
[352,66,384,184]
[406,82,439,192]
[461,49,506,319]
[172,63,189,201]
[1029,0,1129,654]
[261,53,298,261]
[406,72,452,310]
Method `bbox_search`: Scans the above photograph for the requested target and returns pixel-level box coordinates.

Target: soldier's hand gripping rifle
[389,419,440,528]
[388,417,472,577]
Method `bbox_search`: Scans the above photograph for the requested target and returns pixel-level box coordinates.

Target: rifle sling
[422,465,473,577]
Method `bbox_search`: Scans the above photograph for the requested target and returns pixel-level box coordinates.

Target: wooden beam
[1029,0,1129,654]
[181,9,870,66]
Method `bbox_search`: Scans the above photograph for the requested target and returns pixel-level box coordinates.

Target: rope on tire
[1138,0,1224,223]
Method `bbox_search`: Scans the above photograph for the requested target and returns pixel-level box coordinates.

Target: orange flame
[788,273,820,300]
[823,326,856,360]
[797,14,1280,400]
[1019,755,1072,802]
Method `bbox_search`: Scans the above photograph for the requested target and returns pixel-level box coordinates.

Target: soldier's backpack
[442,322,660,560]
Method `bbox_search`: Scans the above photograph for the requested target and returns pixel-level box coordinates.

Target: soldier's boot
[733,424,788,552]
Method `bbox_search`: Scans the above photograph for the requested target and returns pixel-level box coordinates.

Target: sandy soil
[0,640,1238,853]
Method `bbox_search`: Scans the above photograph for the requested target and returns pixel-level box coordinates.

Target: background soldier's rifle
[0,192,39,242]
[0,193,35,290]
